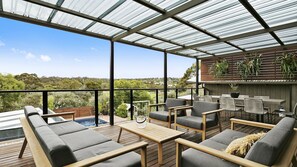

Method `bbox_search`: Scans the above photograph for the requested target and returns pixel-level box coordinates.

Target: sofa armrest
[230,118,275,130]
[65,141,148,167]
[202,109,224,115]
[41,112,75,121]
[175,138,267,167]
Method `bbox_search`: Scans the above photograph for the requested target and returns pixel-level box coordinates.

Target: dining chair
[203,95,213,102]
[221,94,231,97]
[244,98,268,122]
[223,97,242,120]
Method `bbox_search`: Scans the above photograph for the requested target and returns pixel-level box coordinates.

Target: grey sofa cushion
[60,129,111,151]
[210,129,247,145]
[165,98,186,111]
[74,141,140,167]
[274,117,296,131]
[245,117,295,166]
[28,114,48,128]
[35,126,77,167]
[182,139,238,167]
[49,121,87,136]
[191,101,219,120]
[149,111,175,122]
[24,106,39,117]
[176,116,217,130]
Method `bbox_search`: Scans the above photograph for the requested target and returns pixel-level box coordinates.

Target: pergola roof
[0,0,296,58]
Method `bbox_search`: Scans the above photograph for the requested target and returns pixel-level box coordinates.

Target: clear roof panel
[3,0,55,21]
[122,34,146,42]
[135,36,164,46]
[177,49,198,55]
[153,42,180,50]
[87,22,125,37]
[249,0,297,27]
[141,18,214,45]
[146,0,190,11]
[275,28,297,45]
[230,33,279,51]
[198,43,240,55]
[51,11,93,30]
[102,1,160,28]
[177,0,263,38]
[61,0,121,18]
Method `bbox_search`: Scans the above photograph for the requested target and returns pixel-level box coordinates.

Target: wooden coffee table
[117,122,184,165]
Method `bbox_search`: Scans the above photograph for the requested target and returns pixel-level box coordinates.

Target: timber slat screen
[201,46,297,81]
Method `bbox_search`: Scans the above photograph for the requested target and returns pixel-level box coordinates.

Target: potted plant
[236,53,262,80]
[229,83,239,98]
[276,52,297,80]
[209,59,229,78]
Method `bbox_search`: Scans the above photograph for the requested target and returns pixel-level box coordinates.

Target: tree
[177,63,197,88]
[114,80,153,108]
[84,80,102,89]
[57,79,82,89]
[0,74,25,112]
[115,102,128,118]
[15,73,43,90]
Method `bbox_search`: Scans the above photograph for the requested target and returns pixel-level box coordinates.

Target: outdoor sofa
[176,117,297,167]
[19,106,148,167]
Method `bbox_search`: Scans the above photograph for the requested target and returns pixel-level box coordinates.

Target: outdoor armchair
[174,101,223,141]
[148,98,187,128]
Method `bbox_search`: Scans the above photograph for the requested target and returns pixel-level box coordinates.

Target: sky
[0,18,195,79]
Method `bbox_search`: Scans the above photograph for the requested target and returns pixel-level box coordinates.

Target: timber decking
[0,117,267,167]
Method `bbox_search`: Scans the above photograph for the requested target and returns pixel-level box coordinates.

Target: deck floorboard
[0,114,272,167]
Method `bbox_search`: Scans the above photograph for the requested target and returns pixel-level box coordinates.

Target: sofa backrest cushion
[165,98,186,111]
[35,126,77,167]
[245,117,295,166]
[24,106,39,117]
[191,101,219,120]
[28,114,48,128]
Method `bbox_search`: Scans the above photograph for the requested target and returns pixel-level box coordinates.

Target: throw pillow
[225,132,266,157]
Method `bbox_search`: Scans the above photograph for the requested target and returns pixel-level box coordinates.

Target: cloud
[40,55,51,62]
[11,48,26,54]
[0,40,5,47]
[74,58,82,62]
[90,47,98,51]
[26,52,36,59]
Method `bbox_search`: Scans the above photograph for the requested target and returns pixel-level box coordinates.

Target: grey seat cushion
[165,98,186,111]
[49,121,87,135]
[24,106,39,117]
[149,111,175,122]
[182,139,238,167]
[74,141,140,167]
[35,126,77,167]
[60,129,111,151]
[210,129,247,145]
[28,114,48,128]
[176,116,217,130]
[191,101,219,121]
[245,117,295,166]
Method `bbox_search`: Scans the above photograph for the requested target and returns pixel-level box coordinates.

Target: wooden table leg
[18,138,27,158]
[158,143,163,165]
[117,128,122,143]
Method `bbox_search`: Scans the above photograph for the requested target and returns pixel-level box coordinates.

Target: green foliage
[99,92,109,115]
[114,80,153,108]
[52,92,88,109]
[84,80,102,89]
[57,79,83,89]
[115,102,128,118]
[15,73,43,90]
[177,63,197,88]
[19,93,42,108]
[229,83,239,91]
[0,74,25,112]
[276,53,297,80]
[236,53,262,80]
[209,59,229,78]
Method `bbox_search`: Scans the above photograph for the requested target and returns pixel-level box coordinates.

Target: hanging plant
[209,59,229,78]
[236,53,262,80]
[276,53,297,80]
